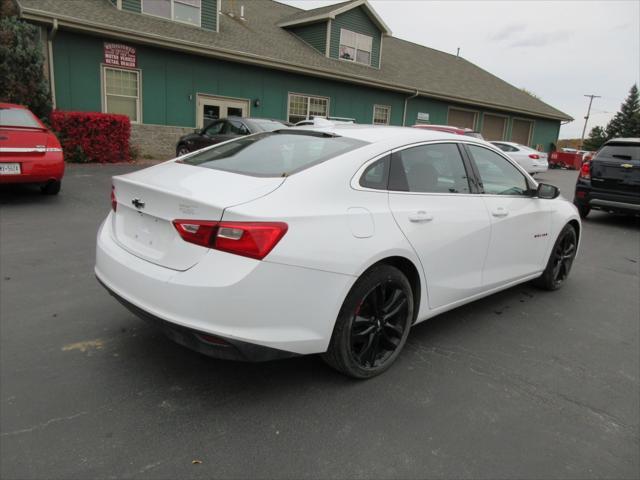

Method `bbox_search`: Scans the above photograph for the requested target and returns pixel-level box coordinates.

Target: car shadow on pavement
[104,281,548,401]
[0,184,62,205]
[582,211,640,229]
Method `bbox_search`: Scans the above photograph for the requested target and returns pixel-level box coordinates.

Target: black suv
[176,117,290,156]
[574,138,640,218]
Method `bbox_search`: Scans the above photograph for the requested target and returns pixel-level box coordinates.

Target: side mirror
[536,183,560,199]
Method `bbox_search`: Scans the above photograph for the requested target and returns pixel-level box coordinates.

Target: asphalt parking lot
[1,165,638,479]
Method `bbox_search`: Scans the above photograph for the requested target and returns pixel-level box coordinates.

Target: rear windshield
[180,131,367,177]
[0,107,42,129]
[596,144,640,161]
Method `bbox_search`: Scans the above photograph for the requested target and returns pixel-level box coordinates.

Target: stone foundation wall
[130,123,194,160]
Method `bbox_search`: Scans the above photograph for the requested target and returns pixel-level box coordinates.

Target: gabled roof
[277,0,392,35]
[16,0,572,121]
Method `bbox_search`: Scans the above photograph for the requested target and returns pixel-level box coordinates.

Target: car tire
[322,264,414,379]
[575,203,590,219]
[41,180,61,195]
[176,144,190,157]
[532,224,578,291]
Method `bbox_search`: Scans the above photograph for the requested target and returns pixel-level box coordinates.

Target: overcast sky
[279,0,640,139]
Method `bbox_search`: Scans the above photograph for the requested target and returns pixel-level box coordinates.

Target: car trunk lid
[111,161,285,270]
[0,127,50,158]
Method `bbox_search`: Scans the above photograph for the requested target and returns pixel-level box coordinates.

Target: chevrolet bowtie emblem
[620,163,633,168]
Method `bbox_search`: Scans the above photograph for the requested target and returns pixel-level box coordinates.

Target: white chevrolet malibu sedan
[96,125,580,378]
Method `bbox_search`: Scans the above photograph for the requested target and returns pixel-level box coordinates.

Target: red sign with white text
[104,42,137,69]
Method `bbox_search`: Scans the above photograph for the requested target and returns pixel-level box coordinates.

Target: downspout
[402,89,419,126]
[48,19,58,109]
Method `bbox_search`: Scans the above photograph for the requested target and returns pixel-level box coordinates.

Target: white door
[196,95,250,129]
[465,144,552,287]
[388,143,491,309]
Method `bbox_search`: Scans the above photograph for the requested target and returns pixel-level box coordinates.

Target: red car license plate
[0,163,21,175]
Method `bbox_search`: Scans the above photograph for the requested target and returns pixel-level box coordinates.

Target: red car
[0,103,64,194]
[412,124,484,139]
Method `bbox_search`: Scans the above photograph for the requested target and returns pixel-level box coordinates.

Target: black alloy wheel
[350,283,409,369]
[533,224,578,290]
[323,264,414,378]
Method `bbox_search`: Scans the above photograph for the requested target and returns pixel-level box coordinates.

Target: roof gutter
[20,9,572,122]
[402,89,419,126]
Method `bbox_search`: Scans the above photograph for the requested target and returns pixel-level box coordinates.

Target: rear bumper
[0,155,64,185]
[574,179,640,214]
[98,277,297,361]
[95,214,354,357]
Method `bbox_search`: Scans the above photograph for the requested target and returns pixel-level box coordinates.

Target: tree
[0,13,52,119]
[605,84,640,139]
[583,126,607,151]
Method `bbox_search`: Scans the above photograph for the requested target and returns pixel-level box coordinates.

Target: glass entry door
[196,95,250,128]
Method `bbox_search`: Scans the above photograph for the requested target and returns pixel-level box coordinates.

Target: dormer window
[142,0,201,27]
[339,29,373,66]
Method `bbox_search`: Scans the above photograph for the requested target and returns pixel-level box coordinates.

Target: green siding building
[18,0,571,158]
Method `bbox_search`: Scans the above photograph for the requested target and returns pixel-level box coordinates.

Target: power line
[580,94,601,149]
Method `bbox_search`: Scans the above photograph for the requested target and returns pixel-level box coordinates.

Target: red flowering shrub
[50,110,131,163]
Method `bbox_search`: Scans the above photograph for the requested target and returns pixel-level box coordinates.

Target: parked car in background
[175,117,290,156]
[574,138,640,218]
[97,124,580,379]
[491,141,548,174]
[412,124,484,139]
[0,103,64,195]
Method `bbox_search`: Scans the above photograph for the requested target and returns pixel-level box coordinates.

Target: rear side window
[181,132,367,177]
[360,156,390,190]
[596,144,640,161]
[0,107,42,128]
[389,143,471,194]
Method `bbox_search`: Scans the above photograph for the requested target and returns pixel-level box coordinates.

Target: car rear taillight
[579,161,591,179]
[172,220,288,260]
[111,185,117,211]
[529,154,540,159]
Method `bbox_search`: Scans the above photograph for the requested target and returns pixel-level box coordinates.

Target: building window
[288,93,329,124]
[373,105,391,125]
[142,0,201,27]
[339,28,373,66]
[103,67,140,123]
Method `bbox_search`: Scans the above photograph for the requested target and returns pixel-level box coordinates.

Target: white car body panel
[95,126,580,357]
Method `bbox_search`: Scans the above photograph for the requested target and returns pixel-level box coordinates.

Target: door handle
[491,207,509,218]
[408,211,434,223]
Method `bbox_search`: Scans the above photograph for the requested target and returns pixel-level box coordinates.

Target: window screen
[104,67,139,122]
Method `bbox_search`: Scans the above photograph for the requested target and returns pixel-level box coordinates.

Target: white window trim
[338,28,373,66]
[287,92,330,123]
[372,104,391,125]
[141,0,202,28]
[101,64,142,124]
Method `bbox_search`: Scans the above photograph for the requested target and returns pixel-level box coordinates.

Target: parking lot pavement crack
[0,411,89,437]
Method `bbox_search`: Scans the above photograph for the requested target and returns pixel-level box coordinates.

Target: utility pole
[580,94,601,149]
